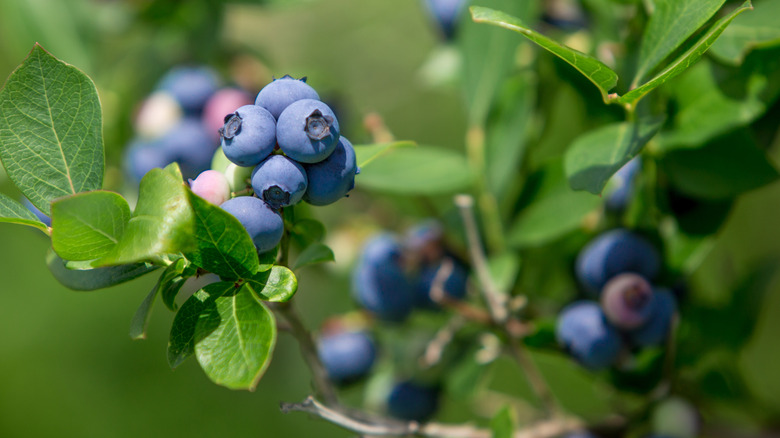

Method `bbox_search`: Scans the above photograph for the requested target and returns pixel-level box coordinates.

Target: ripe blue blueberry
[404,219,445,265]
[220,196,284,253]
[605,157,641,211]
[352,234,414,322]
[302,137,357,206]
[414,258,468,310]
[276,99,340,163]
[575,229,661,297]
[557,301,622,370]
[423,0,467,40]
[124,138,172,182]
[628,288,677,347]
[317,330,377,384]
[600,273,655,330]
[159,117,217,179]
[254,75,320,120]
[387,381,440,422]
[220,105,277,167]
[251,155,308,209]
[157,66,220,114]
[202,87,253,140]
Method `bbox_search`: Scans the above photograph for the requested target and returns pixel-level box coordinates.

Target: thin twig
[281,396,584,438]
[421,315,466,369]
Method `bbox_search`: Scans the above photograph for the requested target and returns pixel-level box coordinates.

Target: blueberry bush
[1,0,780,437]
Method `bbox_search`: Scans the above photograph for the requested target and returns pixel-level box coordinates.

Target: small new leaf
[247,266,298,303]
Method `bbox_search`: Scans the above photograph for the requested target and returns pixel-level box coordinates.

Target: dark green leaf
[129,284,160,341]
[0,44,103,214]
[490,405,515,438]
[46,249,157,291]
[293,243,335,270]
[0,193,48,233]
[634,0,727,83]
[195,284,277,390]
[184,187,261,280]
[51,190,130,261]
[159,258,197,311]
[565,117,665,194]
[290,218,326,248]
[95,164,195,266]
[167,281,235,368]
[711,0,780,65]
[617,1,753,105]
[246,266,298,303]
[357,146,474,195]
[661,131,778,199]
[471,6,618,103]
[354,141,416,168]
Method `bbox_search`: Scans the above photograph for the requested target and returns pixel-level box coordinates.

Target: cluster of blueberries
[315,221,466,422]
[557,229,677,370]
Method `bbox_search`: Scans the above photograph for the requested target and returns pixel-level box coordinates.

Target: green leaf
[195,284,277,390]
[0,43,103,215]
[711,0,780,65]
[183,187,261,280]
[293,243,335,270]
[565,117,665,195]
[462,0,535,124]
[490,405,516,438]
[470,6,618,103]
[168,281,234,369]
[357,146,474,195]
[616,1,753,105]
[46,249,157,291]
[487,252,521,293]
[290,217,326,248]
[159,258,197,311]
[95,164,195,266]
[0,193,48,232]
[246,266,298,303]
[354,141,416,168]
[51,190,130,261]
[634,0,727,84]
[660,130,778,200]
[129,284,160,341]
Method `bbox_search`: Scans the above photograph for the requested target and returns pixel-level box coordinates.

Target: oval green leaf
[0,193,48,233]
[292,243,335,271]
[0,44,103,214]
[247,266,298,303]
[354,141,416,169]
[46,249,157,291]
[711,0,780,65]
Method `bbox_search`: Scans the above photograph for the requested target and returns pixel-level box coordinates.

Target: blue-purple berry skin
[159,117,217,179]
[629,288,677,347]
[606,157,641,211]
[255,75,320,120]
[157,66,220,114]
[557,301,622,370]
[302,137,357,206]
[251,155,308,209]
[414,259,468,309]
[220,105,277,167]
[220,196,284,253]
[276,99,340,163]
[22,197,51,227]
[124,138,173,182]
[423,0,467,40]
[352,234,414,322]
[387,381,440,422]
[318,331,377,384]
[575,229,661,297]
[600,273,656,330]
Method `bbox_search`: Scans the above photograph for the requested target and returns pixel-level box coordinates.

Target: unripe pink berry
[189,170,231,206]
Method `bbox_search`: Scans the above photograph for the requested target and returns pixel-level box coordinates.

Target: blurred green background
[1,0,780,437]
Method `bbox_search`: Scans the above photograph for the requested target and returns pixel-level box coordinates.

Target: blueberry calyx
[263,185,290,209]
[220,113,243,140]
[624,283,651,310]
[304,109,334,140]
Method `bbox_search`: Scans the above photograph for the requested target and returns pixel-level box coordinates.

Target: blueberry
[600,273,655,330]
[254,75,320,120]
[189,170,231,206]
[605,157,641,211]
[157,66,220,114]
[556,301,622,370]
[251,155,308,209]
[651,397,700,438]
[22,197,51,227]
[124,138,173,182]
[352,234,414,322]
[220,196,284,253]
[575,229,661,297]
[562,432,600,438]
[317,330,377,384]
[404,219,445,265]
[159,117,217,179]
[220,105,277,167]
[628,288,677,347]
[134,91,183,139]
[302,137,357,206]
[414,258,468,309]
[423,0,467,40]
[387,381,440,422]
[276,99,340,163]
[202,87,253,140]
